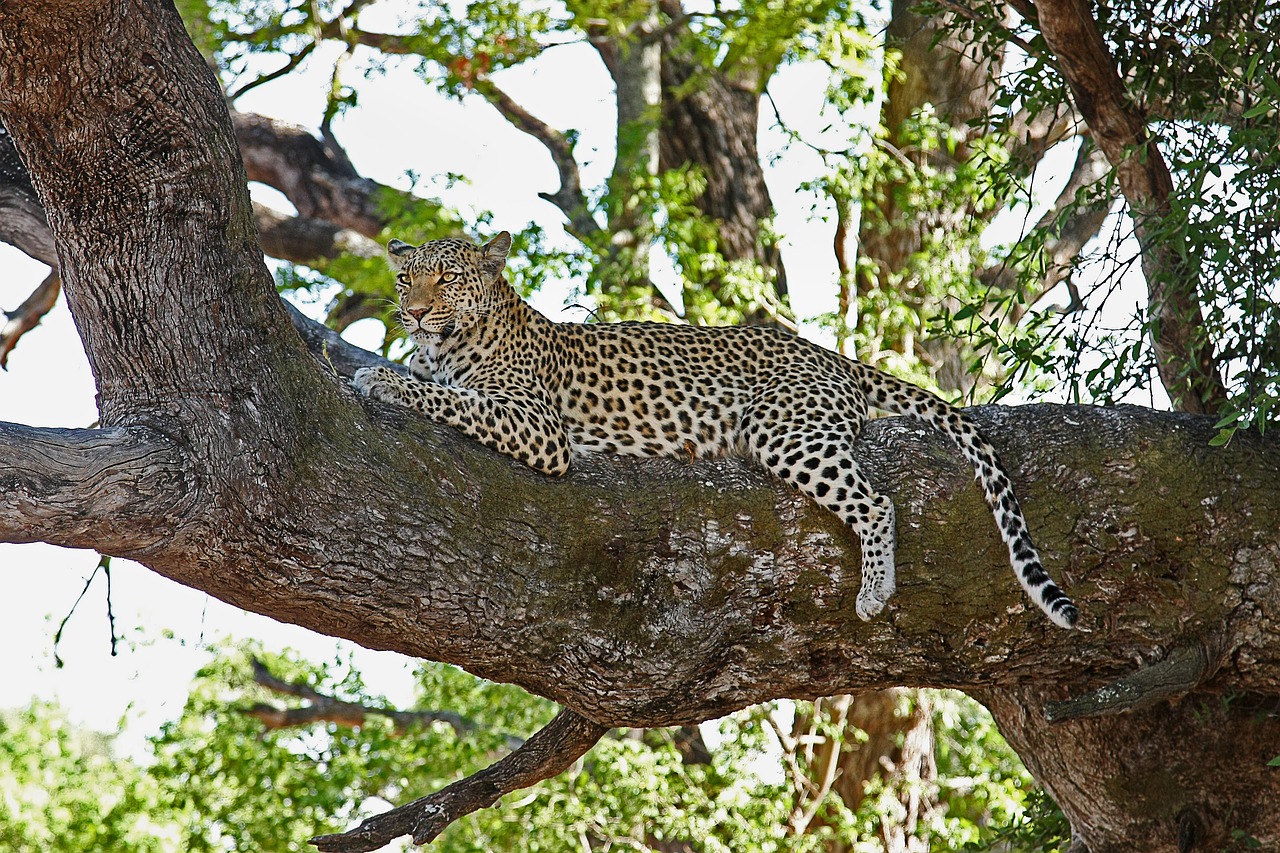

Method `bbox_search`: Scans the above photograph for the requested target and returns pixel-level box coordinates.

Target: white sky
[0,10,1152,753]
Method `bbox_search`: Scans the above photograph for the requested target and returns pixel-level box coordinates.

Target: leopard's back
[547,322,863,461]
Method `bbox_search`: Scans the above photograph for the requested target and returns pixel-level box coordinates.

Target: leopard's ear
[480,231,512,279]
[387,239,416,270]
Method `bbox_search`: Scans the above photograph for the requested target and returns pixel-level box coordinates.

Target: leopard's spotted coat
[353,232,1077,628]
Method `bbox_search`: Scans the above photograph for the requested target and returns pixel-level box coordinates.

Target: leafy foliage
[929,2,1280,420]
[0,644,1064,852]
[0,703,168,853]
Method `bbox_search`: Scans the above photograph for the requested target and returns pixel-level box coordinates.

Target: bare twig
[929,0,1045,61]
[308,25,600,242]
[228,41,319,102]
[0,270,60,368]
[787,695,851,836]
[473,79,600,242]
[311,709,609,852]
[247,656,482,738]
[981,141,1114,313]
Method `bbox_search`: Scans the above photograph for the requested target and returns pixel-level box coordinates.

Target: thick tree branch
[283,300,400,378]
[0,423,188,553]
[1033,0,1229,414]
[311,709,610,852]
[253,202,383,266]
[2,0,1278,724]
[233,111,389,237]
[0,121,54,266]
[3,5,1280,850]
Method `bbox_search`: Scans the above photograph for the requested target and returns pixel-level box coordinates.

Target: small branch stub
[1043,641,1223,723]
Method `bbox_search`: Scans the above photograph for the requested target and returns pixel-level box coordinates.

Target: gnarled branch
[0,423,188,553]
[253,202,383,267]
[311,709,610,853]
[473,79,600,242]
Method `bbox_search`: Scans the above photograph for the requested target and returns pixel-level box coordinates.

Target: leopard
[352,231,1078,629]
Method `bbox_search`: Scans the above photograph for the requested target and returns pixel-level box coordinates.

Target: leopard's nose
[405,307,427,321]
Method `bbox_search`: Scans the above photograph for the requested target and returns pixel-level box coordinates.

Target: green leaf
[1213,411,1242,429]
[1209,427,1237,447]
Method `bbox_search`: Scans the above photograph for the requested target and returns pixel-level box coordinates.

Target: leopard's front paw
[351,366,405,403]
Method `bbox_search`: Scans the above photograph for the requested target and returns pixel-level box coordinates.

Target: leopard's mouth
[405,318,458,340]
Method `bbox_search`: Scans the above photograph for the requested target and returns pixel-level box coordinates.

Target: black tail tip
[1053,600,1079,630]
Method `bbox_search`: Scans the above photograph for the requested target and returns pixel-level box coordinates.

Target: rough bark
[1,4,1279,852]
[0,109,406,361]
[840,1,1028,826]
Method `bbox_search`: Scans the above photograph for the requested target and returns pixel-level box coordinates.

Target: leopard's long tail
[859,368,1078,629]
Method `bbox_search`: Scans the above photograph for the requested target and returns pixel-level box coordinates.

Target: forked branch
[310,709,610,852]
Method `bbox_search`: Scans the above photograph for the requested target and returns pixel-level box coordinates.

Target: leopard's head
[386,231,512,342]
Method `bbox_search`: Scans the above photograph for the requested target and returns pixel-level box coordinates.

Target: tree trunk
[1031,0,1229,415]
[657,4,788,308]
[1,4,1278,852]
[855,0,1004,390]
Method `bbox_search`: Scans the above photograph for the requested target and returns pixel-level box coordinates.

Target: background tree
[0,1,1274,850]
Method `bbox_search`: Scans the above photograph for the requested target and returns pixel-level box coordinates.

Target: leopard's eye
[440,271,457,283]
[396,272,410,286]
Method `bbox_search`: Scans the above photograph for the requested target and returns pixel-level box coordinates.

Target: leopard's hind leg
[742,406,897,621]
